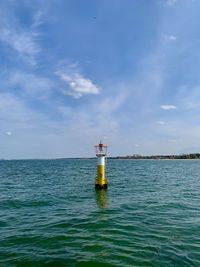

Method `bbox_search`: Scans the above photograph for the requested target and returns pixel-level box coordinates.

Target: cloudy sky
[0,0,200,159]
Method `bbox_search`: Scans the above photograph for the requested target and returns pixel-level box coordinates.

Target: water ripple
[0,159,200,266]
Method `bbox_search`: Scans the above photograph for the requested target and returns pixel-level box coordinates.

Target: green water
[0,159,200,267]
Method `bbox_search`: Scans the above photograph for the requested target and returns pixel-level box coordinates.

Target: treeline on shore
[108,153,200,160]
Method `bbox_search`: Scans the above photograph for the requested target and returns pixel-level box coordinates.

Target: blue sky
[0,0,200,159]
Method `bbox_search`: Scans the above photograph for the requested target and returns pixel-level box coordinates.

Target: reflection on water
[95,189,109,209]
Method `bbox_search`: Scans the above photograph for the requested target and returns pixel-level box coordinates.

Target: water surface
[0,159,200,266]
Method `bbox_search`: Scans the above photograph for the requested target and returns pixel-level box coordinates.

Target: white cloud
[163,34,177,42]
[160,105,177,110]
[6,131,12,136]
[157,120,165,125]
[0,28,40,65]
[32,11,44,28]
[0,11,42,66]
[56,71,100,98]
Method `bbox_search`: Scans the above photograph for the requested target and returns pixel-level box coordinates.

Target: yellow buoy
[94,141,108,189]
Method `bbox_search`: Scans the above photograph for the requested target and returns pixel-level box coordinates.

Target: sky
[0,0,200,159]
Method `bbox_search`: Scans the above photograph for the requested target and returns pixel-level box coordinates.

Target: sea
[0,159,200,267]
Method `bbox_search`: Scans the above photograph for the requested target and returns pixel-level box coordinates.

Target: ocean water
[0,159,200,267]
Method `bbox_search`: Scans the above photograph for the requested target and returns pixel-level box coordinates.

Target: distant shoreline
[1,153,200,160]
[108,153,200,160]
[108,158,200,160]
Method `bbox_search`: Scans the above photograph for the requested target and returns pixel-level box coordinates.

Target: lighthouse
[94,141,108,189]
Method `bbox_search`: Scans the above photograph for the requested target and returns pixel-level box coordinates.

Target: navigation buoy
[94,141,108,189]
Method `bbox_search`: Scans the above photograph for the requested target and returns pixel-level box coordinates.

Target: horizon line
[1,152,200,161]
